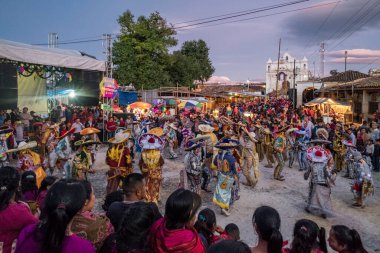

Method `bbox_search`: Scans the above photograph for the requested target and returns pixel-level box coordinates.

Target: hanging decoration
[99,77,118,98]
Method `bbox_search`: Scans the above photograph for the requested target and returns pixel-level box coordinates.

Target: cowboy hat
[168,123,178,131]
[198,124,214,133]
[316,128,329,140]
[74,139,101,147]
[342,140,356,148]
[214,139,239,150]
[189,135,211,142]
[108,131,131,144]
[306,146,330,163]
[0,126,13,135]
[185,141,202,151]
[148,127,164,137]
[80,127,100,135]
[286,128,299,135]
[58,128,75,139]
[309,139,331,145]
[138,133,164,150]
[6,141,37,153]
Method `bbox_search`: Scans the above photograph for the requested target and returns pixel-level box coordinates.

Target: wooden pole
[276,38,281,98]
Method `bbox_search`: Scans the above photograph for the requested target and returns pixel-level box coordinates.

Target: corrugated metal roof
[321,70,369,83]
[321,76,380,91]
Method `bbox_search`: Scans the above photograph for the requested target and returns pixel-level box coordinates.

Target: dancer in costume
[286,128,298,168]
[55,128,75,179]
[80,127,101,169]
[198,124,218,192]
[273,126,288,181]
[351,151,374,208]
[105,131,133,194]
[184,141,203,194]
[7,141,46,188]
[255,122,265,162]
[239,126,259,187]
[295,129,309,171]
[45,124,60,175]
[213,139,240,217]
[166,123,179,159]
[138,133,164,203]
[304,139,336,218]
[333,123,344,171]
[263,127,275,168]
[342,140,357,179]
[73,139,99,180]
[0,126,13,167]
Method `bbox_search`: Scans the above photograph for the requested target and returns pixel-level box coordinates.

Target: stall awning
[304,97,345,106]
[0,39,105,71]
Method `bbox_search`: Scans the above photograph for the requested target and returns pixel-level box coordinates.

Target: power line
[33,38,104,46]
[173,0,310,29]
[176,1,339,31]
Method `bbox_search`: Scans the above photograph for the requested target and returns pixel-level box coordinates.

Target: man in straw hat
[54,128,75,179]
[239,126,259,188]
[304,139,336,218]
[106,131,133,194]
[138,133,165,203]
[73,139,98,180]
[213,139,240,216]
[183,140,203,194]
[296,129,310,171]
[272,125,289,181]
[197,124,218,192]
[7,141,46,188]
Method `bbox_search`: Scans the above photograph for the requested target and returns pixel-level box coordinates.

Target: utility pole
[275,38,281,98]
[319,42,325,78]
[48,33,58,111]
[344,50,348,100]
[293,59,296,107]
[103,34,113,78]
[313,61,315,99]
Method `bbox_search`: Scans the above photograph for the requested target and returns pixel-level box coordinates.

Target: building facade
[265,52,309,94]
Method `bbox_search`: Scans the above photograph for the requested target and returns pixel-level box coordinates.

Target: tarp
[118,91,138,105]
[17,73,48,113]
[304,97,344,106]
[0,39,105,71]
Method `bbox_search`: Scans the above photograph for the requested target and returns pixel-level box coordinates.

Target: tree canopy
[113,11,214,89]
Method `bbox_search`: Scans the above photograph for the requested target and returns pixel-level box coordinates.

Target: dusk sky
[1,0,380,82]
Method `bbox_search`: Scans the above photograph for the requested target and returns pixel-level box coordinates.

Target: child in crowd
[224,223,240,241]
[328,225,368,253]
[20,171,38,215]
[101,190,124,212]
[207,240,250,253]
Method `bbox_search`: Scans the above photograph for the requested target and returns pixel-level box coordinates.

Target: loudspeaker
[0,63,17,109]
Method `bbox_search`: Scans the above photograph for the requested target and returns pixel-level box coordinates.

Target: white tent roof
[0,39,105,72]
[304,97,344,106]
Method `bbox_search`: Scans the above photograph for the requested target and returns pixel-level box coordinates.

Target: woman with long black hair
[251,206,283,253]
[0,166,37,253]
[15,180,95,253]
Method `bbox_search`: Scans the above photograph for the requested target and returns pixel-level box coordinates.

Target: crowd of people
[0,96,376,253]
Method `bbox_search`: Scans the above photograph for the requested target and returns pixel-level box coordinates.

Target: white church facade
[265,52,310,94]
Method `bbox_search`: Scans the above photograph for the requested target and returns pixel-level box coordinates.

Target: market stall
[304,97,352,124]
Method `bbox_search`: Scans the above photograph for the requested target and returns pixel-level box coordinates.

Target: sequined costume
[184,150,203,194]
[239,132,259,187]
[273,132,286,180]
[351,154,374,207]
[105,144,133,194]
[72,149,92,180]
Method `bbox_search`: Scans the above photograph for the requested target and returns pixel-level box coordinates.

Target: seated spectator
[71,180,113,251]
[14,180,95,253]
[148,188,204,253]
[286,219,327,253]
[37,176,57,214]
[100,202,155,253]
[328,225,368,253]
[102,190,124,212]
[0,166,37,253]
[224,223,240,241]
[207,240,250,253]
[251,206,283,253]
[107,173,161,230]
[20,171,38,215]
[195,208,228,249]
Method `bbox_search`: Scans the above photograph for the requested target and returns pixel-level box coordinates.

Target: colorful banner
[99,77,118,98]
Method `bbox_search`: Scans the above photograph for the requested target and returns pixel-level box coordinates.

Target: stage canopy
[0,39,105,71]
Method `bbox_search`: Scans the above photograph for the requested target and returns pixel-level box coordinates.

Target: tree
[113,11,177,89]
[180,40,215,83]
[167,51,201,88]
[330,69,338,76]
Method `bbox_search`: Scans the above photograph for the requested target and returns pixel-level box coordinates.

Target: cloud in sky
[327,49,380,64]
[284,0,380,46]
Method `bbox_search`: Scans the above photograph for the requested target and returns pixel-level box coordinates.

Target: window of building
[303,64,306,69]
[285,56,288,61]
[268,65,270,71]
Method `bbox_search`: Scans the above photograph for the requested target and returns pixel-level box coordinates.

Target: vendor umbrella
[129,102,152,109]
[178,100,203,108]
